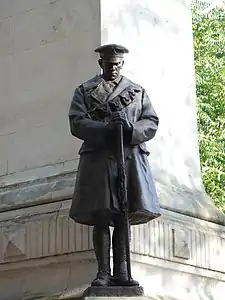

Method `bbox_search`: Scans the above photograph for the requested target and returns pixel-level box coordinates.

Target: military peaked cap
[94,44,129,61]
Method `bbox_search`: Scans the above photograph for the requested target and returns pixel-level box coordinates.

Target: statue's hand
[104,111,132,144]
[111,111,132,131]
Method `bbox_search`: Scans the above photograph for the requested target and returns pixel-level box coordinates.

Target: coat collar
[82,75,103,90]
[83,75,138,104]
[107,76,136,102]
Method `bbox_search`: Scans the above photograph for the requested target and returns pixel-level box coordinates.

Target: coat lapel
[84,75,135,105]
[82,75,106,104]
[106,76,133,102]
[90,82,109,104]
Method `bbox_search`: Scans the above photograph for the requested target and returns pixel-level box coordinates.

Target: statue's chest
[83,83,142,122]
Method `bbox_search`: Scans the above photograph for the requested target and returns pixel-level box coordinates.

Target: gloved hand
[111,111,132,131]
[104,111,133,145]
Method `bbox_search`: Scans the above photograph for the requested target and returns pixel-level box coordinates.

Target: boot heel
[91,271,111,286]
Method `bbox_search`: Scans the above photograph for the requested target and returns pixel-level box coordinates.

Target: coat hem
[69,209,161,226]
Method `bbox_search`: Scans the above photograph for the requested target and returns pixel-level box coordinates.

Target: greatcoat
[69,75,161,226]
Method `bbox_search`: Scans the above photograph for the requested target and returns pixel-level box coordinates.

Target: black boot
[91,218,111,287]
[112,215,139,286]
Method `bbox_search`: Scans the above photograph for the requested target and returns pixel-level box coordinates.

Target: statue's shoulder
[80,75,102,91]
[122,76,143,91]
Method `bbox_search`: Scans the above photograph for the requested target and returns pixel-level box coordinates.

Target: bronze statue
[69,44,161,288]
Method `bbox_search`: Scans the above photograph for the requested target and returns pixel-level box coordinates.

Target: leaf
[192,6,225,211]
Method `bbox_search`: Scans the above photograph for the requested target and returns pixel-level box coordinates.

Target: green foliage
[192,6,225,211]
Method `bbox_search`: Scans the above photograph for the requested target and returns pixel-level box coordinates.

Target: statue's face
[99,58,124,81]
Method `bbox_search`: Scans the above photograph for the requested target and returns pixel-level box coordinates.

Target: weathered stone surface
[0,201,93,264]
[0,201,225,299]
[0,201,225,274]
[35,297,164,300]
[0,0,50,20]
[61,298,177,300]
[62,298,153,300]
[3,227,26,260]
[0,162,77,212]
[172,228,190,260]
[0,134,8,176]
[0,0,100,175]
[0,202,225,284]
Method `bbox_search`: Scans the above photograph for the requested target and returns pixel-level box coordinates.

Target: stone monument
[0,0,225,299]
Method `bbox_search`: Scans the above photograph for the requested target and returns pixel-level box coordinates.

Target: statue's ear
[98,59,103,69]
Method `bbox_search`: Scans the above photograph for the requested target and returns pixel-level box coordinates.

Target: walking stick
[116,122,132,283]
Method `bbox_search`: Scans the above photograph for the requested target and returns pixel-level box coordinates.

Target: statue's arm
[69,86,106,146]
[130,89,159,145]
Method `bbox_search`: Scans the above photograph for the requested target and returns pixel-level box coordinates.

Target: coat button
[127,155,132,160]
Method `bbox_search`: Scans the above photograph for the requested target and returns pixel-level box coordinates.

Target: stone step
[33,294,171,300]
[39,298,157,300]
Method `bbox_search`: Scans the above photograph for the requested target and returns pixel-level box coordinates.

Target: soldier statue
[69,44,161,288]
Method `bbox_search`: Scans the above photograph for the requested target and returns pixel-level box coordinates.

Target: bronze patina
[69,44,160,288]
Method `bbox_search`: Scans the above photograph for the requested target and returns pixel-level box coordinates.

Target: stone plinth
[82,286,144,298]
[49,296,156,300]
[0,201,225,300]
[46,296,151,300]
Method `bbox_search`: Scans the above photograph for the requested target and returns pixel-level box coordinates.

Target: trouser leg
[112,214,129,280]
[112,214,139,286]
[91,216,111,286]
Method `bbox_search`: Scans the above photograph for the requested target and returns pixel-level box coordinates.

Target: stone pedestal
[0,0,225,300]
[82,286,144,298]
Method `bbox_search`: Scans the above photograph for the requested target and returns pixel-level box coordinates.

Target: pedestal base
[82,286,144,298]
